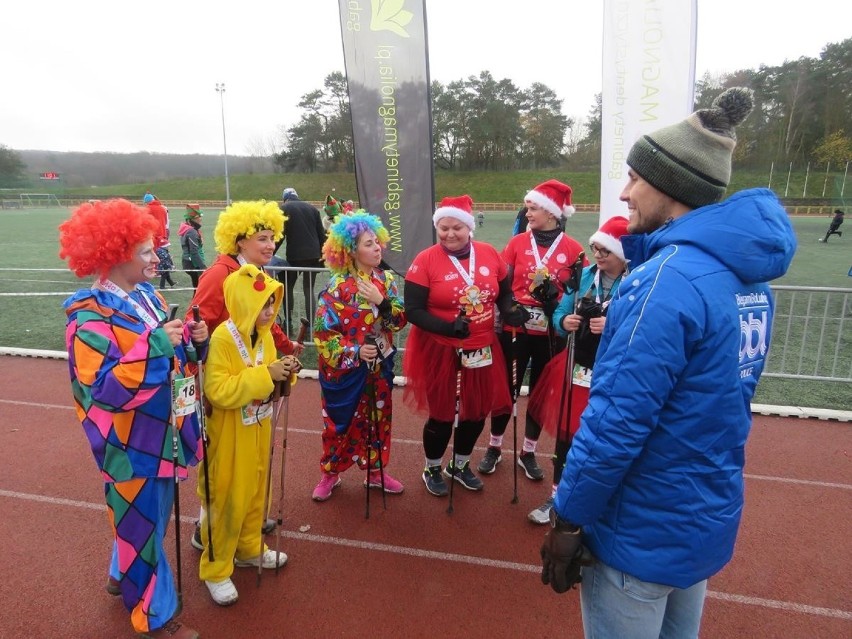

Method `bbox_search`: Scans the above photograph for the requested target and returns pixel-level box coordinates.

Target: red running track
[0,355,850,638]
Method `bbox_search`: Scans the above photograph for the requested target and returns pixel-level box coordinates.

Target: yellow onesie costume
[198,264,289,583]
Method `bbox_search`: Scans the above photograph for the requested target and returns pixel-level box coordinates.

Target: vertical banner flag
[600,0,697,222]
[338,0,436,275]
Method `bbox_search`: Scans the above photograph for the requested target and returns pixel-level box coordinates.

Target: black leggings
[490,330,565,441]
[423,418,486,460]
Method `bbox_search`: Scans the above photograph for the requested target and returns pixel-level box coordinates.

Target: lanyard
[591,269,621,307]
[529,232,563,271]
[225,319,264,367]
[447,242,476,288]
[94,279,160,329]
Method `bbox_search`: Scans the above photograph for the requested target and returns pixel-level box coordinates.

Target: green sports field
[0,207,849,409]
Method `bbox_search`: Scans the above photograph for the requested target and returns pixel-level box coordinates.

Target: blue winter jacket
[553,188,796,588]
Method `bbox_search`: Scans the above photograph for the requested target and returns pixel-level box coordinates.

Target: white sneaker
[205,578,238,606]
[234,549,288,569]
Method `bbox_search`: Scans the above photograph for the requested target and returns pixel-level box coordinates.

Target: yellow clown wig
[213,200,285,256]
[321,210,389,275]
[59,198,160,278]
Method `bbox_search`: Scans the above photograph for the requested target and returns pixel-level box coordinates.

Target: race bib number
[461,345,493,369]
[371,331,394,359]
[171,375,197,417]
[523,305,549,333]
[572,364,593,389]
[241,399,273,425]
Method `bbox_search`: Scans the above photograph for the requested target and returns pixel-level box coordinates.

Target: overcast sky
[2,1,849,156]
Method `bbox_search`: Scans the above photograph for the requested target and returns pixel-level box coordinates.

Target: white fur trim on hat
[588,215,629,262]
[433,206,475,231]
[524,184,576,220]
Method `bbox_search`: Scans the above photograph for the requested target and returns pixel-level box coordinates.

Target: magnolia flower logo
[370,0,413,37]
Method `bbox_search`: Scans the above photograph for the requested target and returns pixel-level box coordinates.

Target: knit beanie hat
[433,195,475,230]
[589,215,629,261]
[282,187,299,201]
[142,193,156,204]
[524,180,575,219]
[626,87,754,209]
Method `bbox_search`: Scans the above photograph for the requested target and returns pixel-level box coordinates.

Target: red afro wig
[59,198,160,278]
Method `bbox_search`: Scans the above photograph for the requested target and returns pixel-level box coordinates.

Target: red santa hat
[524,179,576,220]
[433,194,475,230]
[589,215,630,261]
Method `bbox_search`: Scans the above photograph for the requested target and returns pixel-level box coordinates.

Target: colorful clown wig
[213,200,285,256]
[59,198,160,279]
[322,210,389,275]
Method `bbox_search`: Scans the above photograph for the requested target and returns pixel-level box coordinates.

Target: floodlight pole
[215,82,231,205]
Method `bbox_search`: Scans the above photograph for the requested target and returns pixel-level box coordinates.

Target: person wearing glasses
[525,215,630,524]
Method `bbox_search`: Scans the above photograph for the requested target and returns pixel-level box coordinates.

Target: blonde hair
[214,200,285,255]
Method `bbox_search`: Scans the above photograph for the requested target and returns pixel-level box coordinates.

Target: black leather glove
[502,304,530,328]
[540,515,585,594]
[452,315,470,339]
[531,279,559,318]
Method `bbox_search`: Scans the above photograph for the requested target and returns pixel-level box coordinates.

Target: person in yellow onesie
[198,263,300,606]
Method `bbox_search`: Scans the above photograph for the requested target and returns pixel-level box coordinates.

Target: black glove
[531,279,559,318]
[542,298,558,319]
[540,517,585,594]
[502,304,530,328]
[452,314,470,339]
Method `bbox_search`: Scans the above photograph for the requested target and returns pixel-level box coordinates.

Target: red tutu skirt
[527,349,590,439]
[403,327,511,422]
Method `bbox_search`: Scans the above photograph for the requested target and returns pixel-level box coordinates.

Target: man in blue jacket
[540,87,797,638]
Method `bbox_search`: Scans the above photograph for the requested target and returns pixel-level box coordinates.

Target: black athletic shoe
[517,452,544,481]
[191,523,204,551]
[422,465,449,497]
[261,518,276,535]
[477,446,502,474]
[443,461,484,491]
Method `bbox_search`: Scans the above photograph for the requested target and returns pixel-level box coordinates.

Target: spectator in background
[142,193,176,289]
[276,187,326,334]
[179,204,206,290]
[819,209,844,242]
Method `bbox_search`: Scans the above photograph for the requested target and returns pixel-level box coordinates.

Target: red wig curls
[59,198,160,278]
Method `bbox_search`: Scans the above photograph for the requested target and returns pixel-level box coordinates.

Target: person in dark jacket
[540,88,797,639]
[179,204,206,290]
[276,187,326,334]
[819,209,844,242]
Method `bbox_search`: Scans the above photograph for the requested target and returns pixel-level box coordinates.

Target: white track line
[4,399,851,491]
[0,488,849,621]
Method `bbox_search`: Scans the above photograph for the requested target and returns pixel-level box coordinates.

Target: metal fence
[764,285,852,382]
[269,266,852,384]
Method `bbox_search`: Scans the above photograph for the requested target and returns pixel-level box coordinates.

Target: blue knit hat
[142,193,155,204]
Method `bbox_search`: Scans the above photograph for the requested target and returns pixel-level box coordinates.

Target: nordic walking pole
[447,308,467,516]
[275,317,307,574]
[364,336,387,517]
[554,253,585,474]
[191,305,215,562]
[163,304,184,606]
[509,323,519,504]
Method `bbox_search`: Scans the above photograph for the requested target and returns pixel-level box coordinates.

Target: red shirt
[406,241,507,348]
[502,231,585,307]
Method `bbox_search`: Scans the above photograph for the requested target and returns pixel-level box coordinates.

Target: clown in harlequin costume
[476,180,587,483]
[198,264,300,606]
[311,211,407,501]
[403,195,517,498]
[60,198,208,639]
[526,215,630,525]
